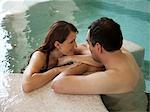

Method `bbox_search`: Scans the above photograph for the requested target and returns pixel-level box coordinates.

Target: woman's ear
[54,41,61,49]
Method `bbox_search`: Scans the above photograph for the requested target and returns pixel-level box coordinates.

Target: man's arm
[51,70,134,94]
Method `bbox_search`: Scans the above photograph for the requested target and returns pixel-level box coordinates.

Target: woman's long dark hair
[37,21,78,53]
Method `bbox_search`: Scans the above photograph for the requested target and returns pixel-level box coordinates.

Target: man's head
[86,17,123,61]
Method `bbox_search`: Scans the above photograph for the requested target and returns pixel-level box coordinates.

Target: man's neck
[99,50,124,69]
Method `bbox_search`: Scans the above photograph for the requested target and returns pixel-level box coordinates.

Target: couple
[22,17,147,111]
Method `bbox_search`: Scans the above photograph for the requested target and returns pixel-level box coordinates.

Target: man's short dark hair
[88,17,123,52]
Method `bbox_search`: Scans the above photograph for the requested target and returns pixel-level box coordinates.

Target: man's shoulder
[75,44,90,55]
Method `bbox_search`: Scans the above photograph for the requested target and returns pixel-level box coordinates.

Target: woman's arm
[22,51,67,93]
[22,66,62,93]
[58,44,103,67]
[58,63,89,76]
[58,55,103,67]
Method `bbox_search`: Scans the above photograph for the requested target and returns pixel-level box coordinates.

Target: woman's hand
[57,56,74,66]
[53,64,74,73]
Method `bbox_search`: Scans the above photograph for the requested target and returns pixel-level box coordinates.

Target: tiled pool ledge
[0,74,108,112]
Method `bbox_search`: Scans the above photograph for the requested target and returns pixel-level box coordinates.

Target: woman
[22,21,103,93]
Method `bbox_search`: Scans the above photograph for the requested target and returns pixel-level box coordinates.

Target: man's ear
[95,43,102,53]
[54,41,61,49]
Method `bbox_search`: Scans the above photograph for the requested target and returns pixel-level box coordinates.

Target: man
[51,17,148,111]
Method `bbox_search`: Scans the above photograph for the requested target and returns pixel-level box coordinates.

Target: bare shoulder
[30,51,46,62]
[121,47,139,65]
[31,51,46,60]
[85,69,134,94]
[75,43,90,55]
[26,51,46,73]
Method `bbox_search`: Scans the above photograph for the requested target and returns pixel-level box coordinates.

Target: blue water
[0,0,149,83]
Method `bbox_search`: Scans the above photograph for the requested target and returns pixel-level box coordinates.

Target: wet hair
[37,21,78,53]
[88,17,123,52]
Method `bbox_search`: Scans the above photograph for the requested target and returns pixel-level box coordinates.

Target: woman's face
[58,31,77,56]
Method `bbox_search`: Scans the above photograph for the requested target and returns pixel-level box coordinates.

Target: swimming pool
[0,0,149,81]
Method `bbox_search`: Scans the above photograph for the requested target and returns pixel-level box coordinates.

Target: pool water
[0,0,149,91]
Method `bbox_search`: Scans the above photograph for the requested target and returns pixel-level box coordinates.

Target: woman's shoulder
[32,51,46,58]
[30,51,47,63]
